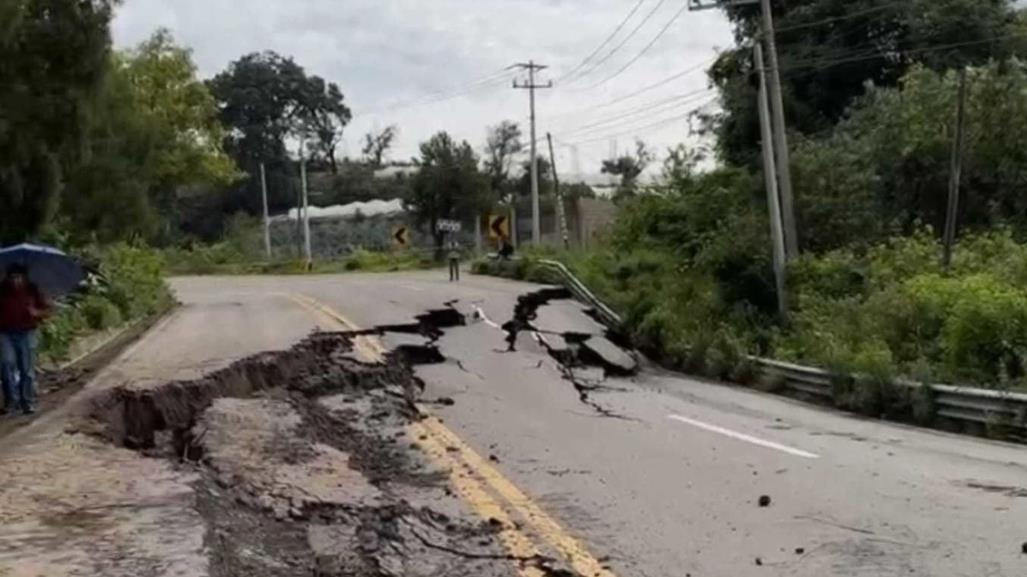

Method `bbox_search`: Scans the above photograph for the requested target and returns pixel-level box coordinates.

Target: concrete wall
[512,197,617,249]
[269,213,475,260]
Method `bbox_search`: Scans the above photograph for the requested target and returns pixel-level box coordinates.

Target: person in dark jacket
[0,264,49,416]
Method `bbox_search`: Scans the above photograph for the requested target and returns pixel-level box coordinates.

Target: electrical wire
[557,88,714,137]
[562,96,717,145]
[583,0,692,90]
[772,1,911,35]
[355,68,515,118]
[558,0,649,83]
[549,56,714,123]
[775,28,1027,78]
[566,0,670,85]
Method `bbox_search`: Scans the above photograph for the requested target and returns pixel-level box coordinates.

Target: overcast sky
[112,1,734,177]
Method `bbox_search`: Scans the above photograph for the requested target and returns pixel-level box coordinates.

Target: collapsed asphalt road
[81,332,567,577]
[72,287,637,577]
[5,272,1027,577]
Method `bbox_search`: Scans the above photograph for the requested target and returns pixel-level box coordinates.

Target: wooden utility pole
[756,44,788,318]
[513,61,552,245]
[943,68,968,271]
[688,0,798,260]
[260,163,271,259]
[546,133,571,249]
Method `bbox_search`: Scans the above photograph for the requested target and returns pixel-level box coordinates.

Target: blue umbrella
[0,243,85,298]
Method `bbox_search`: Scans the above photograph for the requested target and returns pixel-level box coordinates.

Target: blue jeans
[1,331,37,413]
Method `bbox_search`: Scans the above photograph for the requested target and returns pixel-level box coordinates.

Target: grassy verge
[39,244,175,364]
[163,246,441,276]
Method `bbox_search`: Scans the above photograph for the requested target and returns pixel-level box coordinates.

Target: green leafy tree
[63,30,240,243]
[407,132,486,249]
[483,121,524,205]
[602,140,654,201]
[708,0,1023,166]
[304,80,352,174]
[794,61,1027,250]
[0,0,114,243]
[206,51,350,238]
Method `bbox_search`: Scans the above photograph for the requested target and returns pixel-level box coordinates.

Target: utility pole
[756,44,788,318]
[260,162,272,260]
[513,61,552,245]
[300,144,312,268]
[688,0,798,260]
[547,133,570,250]
[943,68,968,271]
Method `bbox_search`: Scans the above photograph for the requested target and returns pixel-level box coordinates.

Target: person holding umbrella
[0,243,82,416]
[0,264,50,415]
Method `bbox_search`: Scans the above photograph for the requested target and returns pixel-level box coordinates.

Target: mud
[72,289,638,576]
[81,332,533,577]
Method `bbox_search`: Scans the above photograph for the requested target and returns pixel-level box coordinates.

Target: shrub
[80,295,122,331]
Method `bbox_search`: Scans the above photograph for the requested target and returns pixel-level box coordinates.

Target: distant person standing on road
[0,264,49,416]
[448,241,462,282]
[498,238,514,261]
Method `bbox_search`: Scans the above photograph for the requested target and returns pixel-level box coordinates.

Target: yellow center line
[286,292,619,577]
[411,421,547,577]
[422,417,617,577]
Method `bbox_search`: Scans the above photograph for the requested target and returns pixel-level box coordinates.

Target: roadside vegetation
[479,53,1027,400]
[40,245,173,363]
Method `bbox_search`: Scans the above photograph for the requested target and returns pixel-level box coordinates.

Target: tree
[0,0,114,243]
[407,132,486,249]
[515,156,554,200]
[62,30,240,243]
[708,0,1023,166]
[483,121,524,204]
[790,61,1027,252]
[301,79,351,174]
[206,51,350,238]
[362,125,398,168]
[602,140,654,201]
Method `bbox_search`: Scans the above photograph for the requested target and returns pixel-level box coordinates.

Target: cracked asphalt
[3,271,1027,577]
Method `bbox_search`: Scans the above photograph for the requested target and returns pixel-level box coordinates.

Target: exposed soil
[70,289,638,576]
[79,325,578,577]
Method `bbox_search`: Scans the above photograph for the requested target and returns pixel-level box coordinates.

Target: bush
[37,244,172,362]
[80,294,122,331]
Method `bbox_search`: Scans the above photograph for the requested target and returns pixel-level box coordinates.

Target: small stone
[758,495,771,507]
[755,557,763,566]
[795,547,805,555]
[1022,542,1027,554]
[489,454,500,463]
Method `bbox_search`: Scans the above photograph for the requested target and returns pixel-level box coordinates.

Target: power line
[355,68,514,118]
[549,56,713,122]
[777,28,1027,78]
[584,0,692,89]
[562,96,717,145]
[773,1,910,34]
[558,88,714,137]
[567,0,670,84]
[558,0,649,83]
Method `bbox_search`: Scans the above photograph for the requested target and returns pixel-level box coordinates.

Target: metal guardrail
[535,258,1027,436]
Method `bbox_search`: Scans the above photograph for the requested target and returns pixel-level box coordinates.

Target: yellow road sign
[489,215,510,240]
[393,225,410,247]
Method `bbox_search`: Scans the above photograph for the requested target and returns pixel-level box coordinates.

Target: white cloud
[112,0,733,175]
